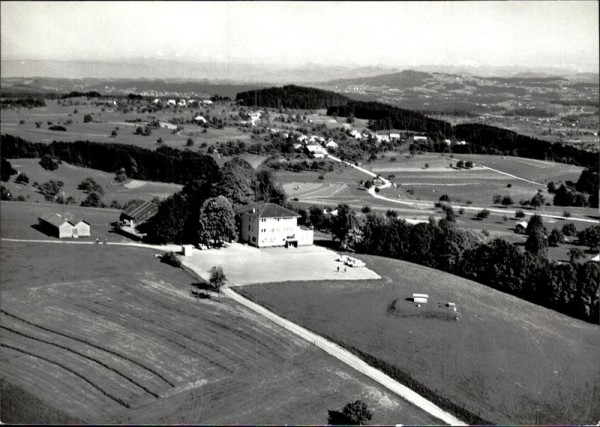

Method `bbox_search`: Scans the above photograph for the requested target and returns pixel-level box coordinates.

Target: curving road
[327,154,598,224]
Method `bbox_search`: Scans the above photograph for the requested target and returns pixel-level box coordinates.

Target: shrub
[361,206,371,214]
[40,155,59,171]
[563,210,571,218]
[48,125,67,131]
[83,114,93,123]
[439,194,450,202]
[476,209,490,220]
[15,174,29,184]
[562,222,577,237]
[161,252,182,268]
[515,210,525,218]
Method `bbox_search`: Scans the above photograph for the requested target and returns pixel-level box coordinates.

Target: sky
[1,1,599,72]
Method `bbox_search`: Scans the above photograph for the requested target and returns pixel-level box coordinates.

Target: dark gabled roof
[121,200,159,223]
[237,202,300,219]
[39,213,69,228]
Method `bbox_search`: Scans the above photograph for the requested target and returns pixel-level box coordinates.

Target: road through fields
[224,287,465,426]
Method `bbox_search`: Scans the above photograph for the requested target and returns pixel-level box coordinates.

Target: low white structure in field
[412,293,429,304]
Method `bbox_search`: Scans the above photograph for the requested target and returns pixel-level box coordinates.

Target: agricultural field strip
[327,155,598,224]
[0,309,174,388]
[0,323,161,399]
[0,342,130,408]
[224,288,463,426]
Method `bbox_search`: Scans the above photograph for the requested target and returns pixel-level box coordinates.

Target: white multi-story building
[238,202,313,248]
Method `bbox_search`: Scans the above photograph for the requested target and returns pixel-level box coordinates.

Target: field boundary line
[224,287,465,426]
[1,309,174,387]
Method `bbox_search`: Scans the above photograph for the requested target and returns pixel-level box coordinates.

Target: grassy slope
[4,157,182,205]
[0,207,437,424]
[238,254,600,424]
[1,102,252,148]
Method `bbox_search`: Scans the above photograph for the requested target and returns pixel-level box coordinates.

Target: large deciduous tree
[215,157,256,208]
[198,196,237,247]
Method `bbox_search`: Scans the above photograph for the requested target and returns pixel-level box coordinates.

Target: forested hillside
[236,85,349,109]
[1,135,220,185]
[327,101,452,136]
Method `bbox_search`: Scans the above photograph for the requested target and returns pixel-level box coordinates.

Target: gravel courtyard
[180,243,381,286]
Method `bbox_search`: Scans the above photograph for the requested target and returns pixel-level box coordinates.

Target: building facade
[238,202,313,248]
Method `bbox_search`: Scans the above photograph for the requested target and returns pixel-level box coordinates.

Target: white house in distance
[305,144,328,158]
[238,202,313,248]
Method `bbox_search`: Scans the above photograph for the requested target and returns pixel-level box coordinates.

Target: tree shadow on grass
[327,410,354,425]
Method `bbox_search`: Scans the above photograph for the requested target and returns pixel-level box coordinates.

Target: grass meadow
[238,254,600,424]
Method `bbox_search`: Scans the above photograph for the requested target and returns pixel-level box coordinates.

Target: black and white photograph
[1,1,599,424]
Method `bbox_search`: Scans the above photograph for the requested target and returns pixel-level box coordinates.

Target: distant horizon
[2,1,598,79]
[1,58,598,84]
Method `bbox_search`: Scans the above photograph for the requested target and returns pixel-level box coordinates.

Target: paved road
[327,154,598,224]
[224,287,465,426]
[0,237,182,252]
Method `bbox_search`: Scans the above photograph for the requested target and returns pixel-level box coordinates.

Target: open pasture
[4,158,182,205]
[0,239,437,425]
[239,254,600,425]
[455,154,584,184]
[1,100,252,149]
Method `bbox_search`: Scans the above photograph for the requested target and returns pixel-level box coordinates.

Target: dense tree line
[452,123,597,170]
[313,207,599,323]
[61,91,102,99]
[1,134,219,185]
[236,85,349,109]
[1,158,17,182]
[0,98,46,109]
[327,101,452,136]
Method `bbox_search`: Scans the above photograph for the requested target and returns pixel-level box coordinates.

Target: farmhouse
[194,115,208,124]
[325,140,339,149]
[238,202,313,248]
[515,221,528,234]
[413,135,428,142]
[38,213,91,239]
[389,133,401,140]
[305,144,328,158]
[201,99,213,105]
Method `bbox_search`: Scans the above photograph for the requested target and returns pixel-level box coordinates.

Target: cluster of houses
[153,98,214,108]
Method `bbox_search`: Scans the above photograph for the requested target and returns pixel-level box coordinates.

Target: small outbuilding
[120,200,159,229]
[412,293,429,304]
[515,221,528,234]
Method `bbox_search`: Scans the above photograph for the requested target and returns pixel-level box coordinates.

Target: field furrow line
[0,343,130,408]
[1,325,160,398]
[77,301,235,375]
[0,309,174,387]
